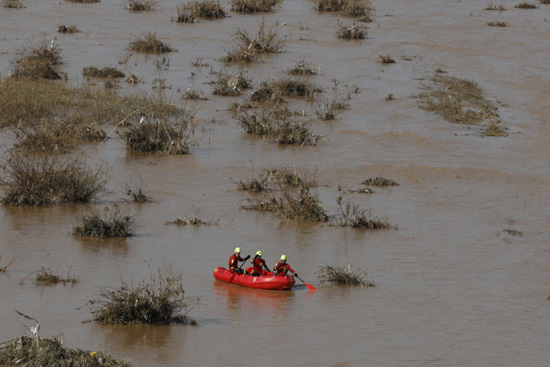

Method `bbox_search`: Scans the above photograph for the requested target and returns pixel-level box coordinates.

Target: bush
[35,267,78,285]
[127,0,156,11]
[317,264,371,286]
[174,0,225,22]
[313,0,373,17]
[12,41,63,80]
[361,176,399,186]
[288,59,318,76]
[230,0,279,12]
[336,21,367,39]
[3,0,24,8]
[88,266,197,325]
[210,70,252,96]
[2,152,107,207]
[514,2,538,8]
[223,19,285,63]
[129,32,174,53]
[57,25,80,33]
[73,208,137,238]
[83,66,125,78]
[334,197,392,229]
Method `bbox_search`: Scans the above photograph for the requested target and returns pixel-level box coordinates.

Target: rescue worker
[251,251,270,276]
[273,255,298,277]
[229,247,249,274]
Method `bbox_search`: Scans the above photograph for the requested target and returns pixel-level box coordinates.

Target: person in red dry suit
[273,255,298,277]
[251,251,270,276]
[229,247,249,274]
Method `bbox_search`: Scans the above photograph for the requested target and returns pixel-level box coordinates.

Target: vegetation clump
[88,266,197,325]
[2,153,107,207]
[378,54,395,64]
[361,176,399,186]
[66,0,100,3]
[485,2,506,10]
[12,41,63,80]
[514,2,538,7]
[335,197,392,229]
[237,105,320,145]
[83,66,125,78]
[230,0,279,12]
[35,267,78,285]
[174,0,225,22]
[251,78,321,102]
[541,0,550,4]
[336,21,367,39]
[125,182,151,202]
[313,0,373,17]
[313,95,350,120]
[126,0,156,11]
[73,209,137,238]
[288,59,318,76]
[57,25,80,33]
[210,70,252,96]
[317,264,371,286]
[488,20,508,26]
[223,19,285,63]
[483,123,508,136]
[129,32,174,53]
[0,252,15,272]
[0,336,131,367]
[3,0,24,8]
[183,89,208,100]
[417,73,503,135]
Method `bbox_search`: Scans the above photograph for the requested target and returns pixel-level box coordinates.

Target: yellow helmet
[256,251,262,256]
[234,247,241,253]
[280,254,287,261]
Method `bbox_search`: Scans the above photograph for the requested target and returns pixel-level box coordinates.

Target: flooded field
[1,0,549,366]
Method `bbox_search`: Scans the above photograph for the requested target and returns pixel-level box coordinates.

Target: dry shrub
[127,0,156,11]
[12,41,63,80]
[235,166,316,192]
[251,78,321,102]
[336,21,367,39]
[514,2,538,7]
[541,0,550,4]
[73,208,137,238]
[0,252,15,272]
[88,266,197,325]
[0,336,131,367]
[3,0,24,8]
[124,108,198,154]
[313,95,350,120]
[485,2,506,10]
[183,89,208,100]
[57,25,80,33]
[1,152,107,207]
[288,59,318,76]
[313,0,373,17]
[378,54,395,64]
[165,209,212,226]
[488,20,508,26]
[83,66,125,78]
[35,267,78,285]
[210,70,252,96]
[237,105,320,145]
[66,0,100,3]
[317,264,370,286]
[335,196,392,229]
[361,176,399,186]
[230,0,279,12]
[483,123,508,137]
[129,31,174,53]
[242,168,328,222]
[417,73,500,127]
[223,19,285,63]
[174,0,225,22]
[125,182,151,202]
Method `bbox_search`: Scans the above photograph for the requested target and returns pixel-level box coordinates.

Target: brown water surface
[1,1,549,366]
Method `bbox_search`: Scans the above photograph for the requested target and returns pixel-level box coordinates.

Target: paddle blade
[304,282,317,291]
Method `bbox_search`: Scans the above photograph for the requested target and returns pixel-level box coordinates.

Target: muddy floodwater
[1,0,549,366]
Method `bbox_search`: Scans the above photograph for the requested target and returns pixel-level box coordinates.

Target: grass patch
[57,25,80,33]
[483,123,508,136]
[488,20,508,26]
[336,21,367,39]
[183,88,208,100]
[313,95,350,120]
[66,0,100,3]
[210,70,252,96]
[125,182,151,202]
[361,176,399,186]
[174,0,226,22]
[230,0,279,13]
[0,336,131,367]
[288,59,318,76]
[251,78,321,102]
[317,264,372,286]
[1,152,107,207]
[334,197,392,229]
[485,2,506,10]
[73,208,137,238]
[165,209,213,226]
[35,267,78,285]
[83,66,125,78]
[378,54,395,64]
[237,105,320,145]
[127,0,156,11]
[241,168,328,222]
[88,266,197,325]
[515,1,538,7]
[129,31,174,53]
[12,41,63,80]
[223,19,285,63]
[3,0,25,8]
[417,73,501,129]
[234,166,316,192]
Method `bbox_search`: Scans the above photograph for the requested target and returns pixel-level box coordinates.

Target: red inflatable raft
[213,267,295,290]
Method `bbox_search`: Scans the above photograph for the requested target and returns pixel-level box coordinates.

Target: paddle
[229,255,250,281]
[295,275,317,291]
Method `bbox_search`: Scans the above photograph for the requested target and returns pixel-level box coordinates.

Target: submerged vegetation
[12,41,63,80]
[35,267,78,285]
[88,266,197,325]
[57,25,80,33]
[83,66,125,78]
[336,21,367,39]
[126,0,156,11]
[334,197,392,229]
[73,209,137,238]
[514,2,538,8]
[129,32,174,53]
[223,19,285,63]
[317,264,372,286]
[0,336,132,367]
[210,70,252,96]
[362,176,399,186]
[230,0,280,13]
[174,0,226,22]
[1,152,107,207]
[0,252,15,272]
[3,0,25,8]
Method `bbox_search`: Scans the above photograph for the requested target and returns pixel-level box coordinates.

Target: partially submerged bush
[83,66,125,78]
[66,0,100,3]
[57,25,80,33]
[210,70,252,96]
[288,59,318,76]
[35,267,78,285]
[125,182,151,202]
[488,20,508,26]
[237,106,320,145]
[235,166,316,192]
[485,2,506,10]
[3,0,24,8]
[335,197,392,229]
[12,41,63,80]
[317,264,370,286]
[223,19,285,63]
[0,336,131,367]
[129,32,174,53]
[174,0,226,22]
[313,95,350,120]
[251,78,322,102]
[127,0,156,11]
[2,152,107,207]
[0,252,15,272]
[230,0,279,12]
[336,21,367,39]
[73,208,136,238]
[361,176,399,186]
[313,0,373,17]
[483,123,508,137]
[165,209,213,226]
[514,2,538,7]
[378,54,395,64]
[88,266,197,325]
[183,88,208,100]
